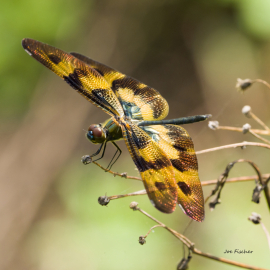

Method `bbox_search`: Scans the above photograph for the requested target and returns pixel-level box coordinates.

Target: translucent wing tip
[22,38,33,55]
[178,203,205,222]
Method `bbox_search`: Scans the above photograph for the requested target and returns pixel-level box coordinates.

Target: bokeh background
[0,0,270,269]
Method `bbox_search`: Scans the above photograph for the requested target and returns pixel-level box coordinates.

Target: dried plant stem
[196,141,270,155]
[193,248,268,270]
[108,189,146,200]
[107,175,270,201]
[203,159,270,210]
[254,78,270,90]
[202,174,270,186]
[92,145,270,209]
[131,204,269,270]
[216,126,270,135]
[92,155,270,185]
[90,142,270,183]
[144,225,164,238]
[261,222,270,250]
[91,160,141,181]
[249,130,270,145]
[135,206,193,248]
[249,111,270,132]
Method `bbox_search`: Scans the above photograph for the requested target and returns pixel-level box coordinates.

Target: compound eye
[87,124,104,141]
[93,126,103,138]
[88,124,96,132]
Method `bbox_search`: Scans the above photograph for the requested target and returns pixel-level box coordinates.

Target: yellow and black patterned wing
[140,124,204,221]
[22,39,124,117]
[71,52,169,121]
[121,122,178,213]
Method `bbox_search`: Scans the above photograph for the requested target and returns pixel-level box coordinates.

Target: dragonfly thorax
[86,124,106,144]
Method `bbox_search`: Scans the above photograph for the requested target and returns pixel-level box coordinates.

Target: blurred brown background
[0,0,269,269]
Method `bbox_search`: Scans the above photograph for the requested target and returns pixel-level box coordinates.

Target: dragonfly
[22,38,211,221]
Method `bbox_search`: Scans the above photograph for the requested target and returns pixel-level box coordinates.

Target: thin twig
[90,142,270,181]
[204,159,265,207]
[202,174,270,186]
[263,177,270,213]
[248,213,270,251]
[204,159,270,213]
[249,111,270,132]
[237,78,270,92]
[130,203,269,270]
[131,203,193,248]
[193,248,268,270]
[261,222,270,250]
[92,160,141,181]
[92,154,270,185]
[196,141,270,155]
[144,224,164,238]
[254,78,270,90]
[215,126,270,135]
[249,130,270,145]
[108,189,146,200]
[92,145,270,209]
[104,175,270,202]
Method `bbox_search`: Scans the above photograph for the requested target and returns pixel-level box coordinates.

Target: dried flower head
[248,212,261,224]
[81,155,92,165]
[130,201,139,210]
[177,255,192,270]
[236,78,253,91]
[139,236,146,245]
[98,195,110,206]
[242,105,252,118]
[242,123,251,134]
[208,121,219,130]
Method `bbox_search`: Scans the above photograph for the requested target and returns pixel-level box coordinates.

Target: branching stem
[131,204,269,270]
[216,126,270,135]
[196,141,270,154]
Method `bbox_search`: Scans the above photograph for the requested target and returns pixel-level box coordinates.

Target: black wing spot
[112,76,143,93]
[177,181,192,196]
[63,68,88,89]
[48,54,61,65]
[171,159,185,172]
[64,73,82,89]
[112,77,128,91]
[155,181,167,191]
[171,156,198,172]
[135,156,169,173]
[172,145,186,152]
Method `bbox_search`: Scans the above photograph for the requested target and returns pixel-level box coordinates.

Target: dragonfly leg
[106,141,122,170]
[92,142,107,162]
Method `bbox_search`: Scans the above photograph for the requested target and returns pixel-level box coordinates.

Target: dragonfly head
[86,124,106,144]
